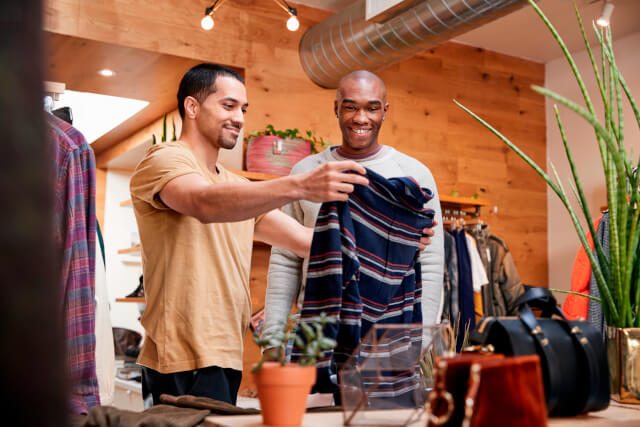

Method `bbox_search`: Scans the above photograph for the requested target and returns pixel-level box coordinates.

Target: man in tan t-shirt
[129,63,370,406]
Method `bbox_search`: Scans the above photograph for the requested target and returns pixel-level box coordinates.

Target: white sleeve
[417,170,445,327]
[262,200,305,340]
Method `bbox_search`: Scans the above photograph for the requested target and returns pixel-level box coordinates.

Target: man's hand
[296,161,369,203]
[418,219,437,251]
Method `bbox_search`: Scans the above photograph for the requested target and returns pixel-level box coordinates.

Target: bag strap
[462,363,481,427]
[517,288,602,413]
[511,287,567,320]
[518,304,562,411]
[554,321,602,412]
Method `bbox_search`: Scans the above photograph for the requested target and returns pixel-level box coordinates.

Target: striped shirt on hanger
[293,168,434,399]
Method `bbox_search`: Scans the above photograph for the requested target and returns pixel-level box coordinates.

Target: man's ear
[184,96,199,120]
[334,100,339,118]
[382,102,389,121]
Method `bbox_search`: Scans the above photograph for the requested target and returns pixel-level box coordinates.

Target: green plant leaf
[172,118,177,141]
[293,335,304,348]
[549,288,602,303]
[300,322,315,341]
[162,113,167,142]
[553,105,609,280]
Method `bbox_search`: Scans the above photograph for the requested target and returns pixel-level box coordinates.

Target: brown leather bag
[426,353,547,427]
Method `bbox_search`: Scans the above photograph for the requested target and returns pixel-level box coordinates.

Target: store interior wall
[545,31,640,304]
[104,169,145,335]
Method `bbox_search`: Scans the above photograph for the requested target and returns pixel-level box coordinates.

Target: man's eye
[369,107,379,112]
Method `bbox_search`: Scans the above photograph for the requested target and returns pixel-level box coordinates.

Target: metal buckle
[425,360,455,426]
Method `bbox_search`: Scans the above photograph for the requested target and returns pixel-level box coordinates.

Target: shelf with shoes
[116,274,145,303]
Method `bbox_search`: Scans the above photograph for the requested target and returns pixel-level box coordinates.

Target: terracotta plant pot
[253,362,316,426]
[245,135,311,176]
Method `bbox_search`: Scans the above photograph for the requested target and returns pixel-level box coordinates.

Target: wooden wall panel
[96,167,106,229]
[375,49,547,291]
[45,0,548,392]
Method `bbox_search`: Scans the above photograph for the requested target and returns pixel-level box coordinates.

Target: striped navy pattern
[293,168,434,398]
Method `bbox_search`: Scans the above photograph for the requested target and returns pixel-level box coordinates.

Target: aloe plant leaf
[574,3,605,107]
[554,106,609,279]
[549,288,602,303]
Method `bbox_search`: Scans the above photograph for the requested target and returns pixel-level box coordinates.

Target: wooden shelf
[118,245,141,254]
[115,297,146,303]
[440,195,489,217]
[440,194,489,208]
[443,218,486,228]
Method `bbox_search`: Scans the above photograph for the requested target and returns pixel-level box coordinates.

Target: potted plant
[244,124,332,175]
[151,113,177,144]
[252,313,337,426]
[455,1,640,403]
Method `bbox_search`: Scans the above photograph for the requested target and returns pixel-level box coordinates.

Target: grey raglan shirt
[262,146,445,340]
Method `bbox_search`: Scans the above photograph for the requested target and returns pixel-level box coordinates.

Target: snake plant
[455,0,640,327]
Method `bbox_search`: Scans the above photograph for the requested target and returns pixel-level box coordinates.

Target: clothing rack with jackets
[439,196,525,351]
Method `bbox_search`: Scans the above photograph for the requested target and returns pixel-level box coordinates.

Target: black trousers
[141,365,242,406]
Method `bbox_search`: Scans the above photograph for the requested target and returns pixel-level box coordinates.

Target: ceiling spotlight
[271,0,300,32]
[98,69,115,77]
[201,14,214,30]
[201,0,226,31]
[286,14,300,32]
[200,0,300,32]
[597,1,614,27]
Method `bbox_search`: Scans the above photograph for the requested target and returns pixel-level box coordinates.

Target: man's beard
[217,126,240,150]
[218,134,238,150]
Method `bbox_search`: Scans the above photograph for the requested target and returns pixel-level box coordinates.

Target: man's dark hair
[177,63,244,119]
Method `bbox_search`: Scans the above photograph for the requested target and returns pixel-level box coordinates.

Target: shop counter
[204,402,640,427]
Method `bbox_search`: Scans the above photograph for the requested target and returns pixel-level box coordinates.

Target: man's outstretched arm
[159,161,369,223]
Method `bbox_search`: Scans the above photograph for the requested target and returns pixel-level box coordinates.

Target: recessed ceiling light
[98,69,115,77]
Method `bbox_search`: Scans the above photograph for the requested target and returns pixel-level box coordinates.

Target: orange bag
[426,353,547,427]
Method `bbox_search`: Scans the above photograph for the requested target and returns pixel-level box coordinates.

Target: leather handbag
[426,353,547,427]
[469,287,610,416]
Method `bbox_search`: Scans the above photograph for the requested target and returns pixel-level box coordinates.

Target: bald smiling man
[263,70,445,377]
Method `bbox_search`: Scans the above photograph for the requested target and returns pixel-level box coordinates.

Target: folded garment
[159,394,260,415]
[78,404,209,427]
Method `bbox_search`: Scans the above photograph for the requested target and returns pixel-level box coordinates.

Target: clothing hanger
[43,81,65,114]
[52,106,73,124]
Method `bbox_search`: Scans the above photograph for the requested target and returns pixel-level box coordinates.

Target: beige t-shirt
[130,141,256,373]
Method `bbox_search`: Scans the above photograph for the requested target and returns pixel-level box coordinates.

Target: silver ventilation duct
[299,0,529,88]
